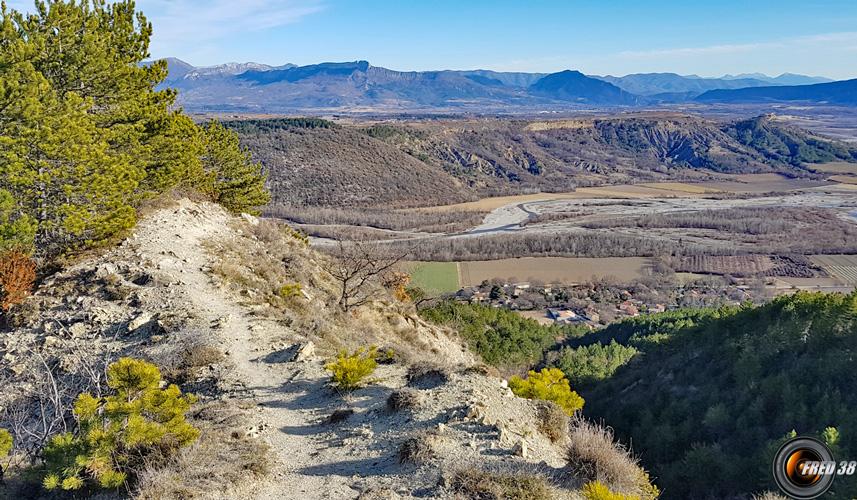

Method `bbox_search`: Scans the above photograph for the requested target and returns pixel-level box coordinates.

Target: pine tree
[16,1,189,192]
[42,358,198,492]
[0,1,271,260]
[200,120,271,214]
[0,6,141,258]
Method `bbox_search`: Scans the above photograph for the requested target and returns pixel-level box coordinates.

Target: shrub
[278,283,303,299]
[325,347,378,392]
[567,419,659,500]
[537,401,569,443]
[406,362,451,389]
[134,402,272,499]
[1,428,11,479]
[397,433,435,464]
[0,251,36,311]
[509,368,584,416]
[381,271,411,302]
[387,388,423,412]
[582,481,641,500]
[41,358,199,492]
[448,469,553,500]
[0,428,11,458]
[326,408,355,425]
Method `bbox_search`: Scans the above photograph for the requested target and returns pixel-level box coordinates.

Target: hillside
[570,293,857,499]
[226,118,474,208]
[1,199,664,499]
[233,114,857,209]
[697,78,857,105]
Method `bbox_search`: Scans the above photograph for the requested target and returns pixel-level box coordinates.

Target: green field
[408,262,460,295]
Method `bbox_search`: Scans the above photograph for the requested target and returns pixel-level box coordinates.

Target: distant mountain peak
[530,70,637,105]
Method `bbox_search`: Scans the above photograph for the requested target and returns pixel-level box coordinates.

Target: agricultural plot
[638,182,721,194]
[829,175,857,185]
[671,255,823,278]
[458,257,651,286]
[698,173,833,193]
[810,162,857,174]
[811,255,857,284]
[406,262,460,294]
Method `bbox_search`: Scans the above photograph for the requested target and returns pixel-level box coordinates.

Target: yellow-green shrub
[582,481,641,500]
[278,283,303,298]
[325,347,378,392]
[41,358,199,492]
[509,367,584,416]
[1,428,11,478]
[0,428,11,458]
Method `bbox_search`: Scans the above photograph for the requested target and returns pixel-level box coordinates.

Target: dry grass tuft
[387,388,423,412]
[154,335,225,384]
[135,402,272,499]
[567,418,658,499]
[406,361,451,389]
[461,363,500,377]
[397,432,436,465]
[753,493,788,500]
[448,468,554,500]
[326,408,355,425]
[537,401,569,443]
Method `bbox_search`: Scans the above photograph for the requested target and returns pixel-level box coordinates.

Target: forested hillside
[567,292,857,498]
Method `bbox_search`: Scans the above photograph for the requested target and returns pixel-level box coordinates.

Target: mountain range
[155,58,850,112]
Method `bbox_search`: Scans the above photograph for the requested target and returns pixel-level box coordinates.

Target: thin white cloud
[617,32,857,60]
[3,0,324,63]
[141,0,324,58]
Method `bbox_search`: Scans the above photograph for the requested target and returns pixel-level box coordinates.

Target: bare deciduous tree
[325,241,409,311]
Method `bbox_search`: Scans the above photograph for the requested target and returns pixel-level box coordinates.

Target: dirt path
[132,202,359,499]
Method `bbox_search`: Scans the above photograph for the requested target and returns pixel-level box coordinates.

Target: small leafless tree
[1,336,114,465]
[325,240,409,311]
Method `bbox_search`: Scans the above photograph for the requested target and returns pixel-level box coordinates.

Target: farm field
[810,162,857,174]
[406,261,460,294]
[829,175,857,185]
[638,182,722,194]
[810,255,857,284]
[696,173,834,193]
[458,257,652,287]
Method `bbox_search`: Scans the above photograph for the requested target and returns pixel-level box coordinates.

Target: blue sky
[8,0,857,78]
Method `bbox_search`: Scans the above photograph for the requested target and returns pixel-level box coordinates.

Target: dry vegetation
[447,468,556,500]
[397,432,437,465]
[386,388,423,412]
[135,402,272,499]
[204,218,472,363]
[400,232,719,262]
[267,205,484,233]
[566,418,658,499]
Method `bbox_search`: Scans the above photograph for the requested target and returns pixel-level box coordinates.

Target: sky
[7,0,857,79]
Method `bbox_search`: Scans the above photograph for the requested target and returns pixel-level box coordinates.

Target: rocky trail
[1,200,647,499]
